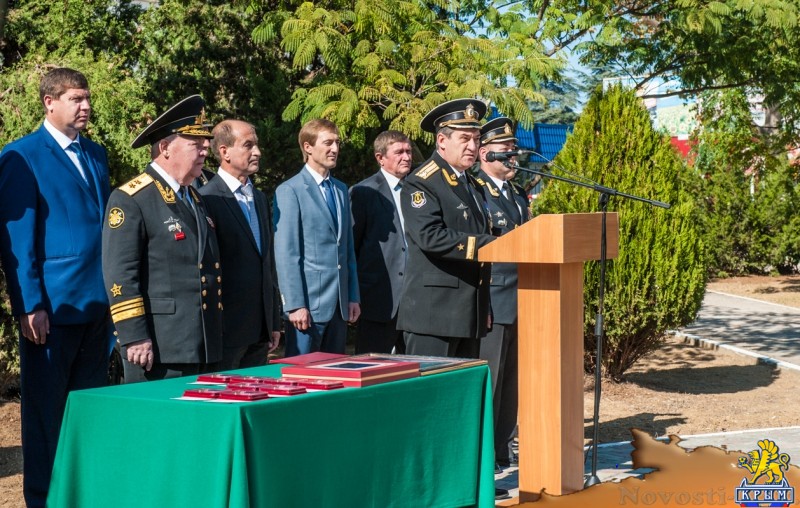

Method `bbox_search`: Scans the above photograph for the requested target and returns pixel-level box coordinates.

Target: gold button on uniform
[218,302,223,310]
[198,263,203,269]
[217,276,222,283]
[217,289,222,296]
[201,276,206,283]
[202,303,207,310]
[202,290,207,297]
[215,262,220,269]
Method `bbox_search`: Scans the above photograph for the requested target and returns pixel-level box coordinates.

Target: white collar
[487,174,507,191]
[304,164,329,186]
[150,161,181,193]
[43,119,78,149]
[217,167,251,194]
[380,168,402,190]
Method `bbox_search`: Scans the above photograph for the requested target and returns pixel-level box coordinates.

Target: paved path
[495,290,800,504]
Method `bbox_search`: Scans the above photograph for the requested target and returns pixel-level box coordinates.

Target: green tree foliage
[533,85,706,379]
[247,0,562,146]
[692,89,778,276]
[135,0,299,188]
[578,0,800,141]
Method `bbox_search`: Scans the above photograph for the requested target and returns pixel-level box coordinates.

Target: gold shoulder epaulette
[119,174,154,196]
[414,161,439,180]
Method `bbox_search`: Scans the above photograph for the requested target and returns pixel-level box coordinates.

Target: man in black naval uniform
[102,95,223,382]
[476,117,530,468]
[396,98,495,359]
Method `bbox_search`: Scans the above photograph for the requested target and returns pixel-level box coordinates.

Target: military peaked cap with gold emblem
[420,98,487,133]
[480,117,517,145]
[131,95,213,149]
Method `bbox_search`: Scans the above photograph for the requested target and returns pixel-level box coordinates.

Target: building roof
[487,107,573,164]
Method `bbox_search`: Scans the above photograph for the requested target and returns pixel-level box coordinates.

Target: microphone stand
[503,160,669,488]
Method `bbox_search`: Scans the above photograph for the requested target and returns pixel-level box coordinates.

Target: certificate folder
[281,359,419,387]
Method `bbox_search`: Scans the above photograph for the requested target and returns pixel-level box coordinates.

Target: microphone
[485,150,531,162]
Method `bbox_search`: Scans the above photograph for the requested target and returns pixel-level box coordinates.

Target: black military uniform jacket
[397,151,494,339]
[102,165,223,364]
[476,169,530,325]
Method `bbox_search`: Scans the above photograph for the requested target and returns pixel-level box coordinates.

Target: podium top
[478,213,619,264]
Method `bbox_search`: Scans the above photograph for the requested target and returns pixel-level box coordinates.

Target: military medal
[164,216,185,241]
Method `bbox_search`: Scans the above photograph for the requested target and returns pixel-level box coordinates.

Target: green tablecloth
[47,364,495,507]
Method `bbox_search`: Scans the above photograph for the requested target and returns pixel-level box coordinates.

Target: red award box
[271,352,349,366]
[195,373,235,384]
[183,388,222,399]
[289,378,345,391]
[281,359,419,387]
[216,389,270,401]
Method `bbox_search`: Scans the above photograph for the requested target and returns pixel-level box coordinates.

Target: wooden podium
[479,213,619,501]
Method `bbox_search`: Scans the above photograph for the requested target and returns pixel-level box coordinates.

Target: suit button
[198,263,203,269]
[479,279,483,286]
[337,264,341,269]
[201,276,207,283]
[202,290,207,297]
[399,272,403,276]
[203,303,207,310]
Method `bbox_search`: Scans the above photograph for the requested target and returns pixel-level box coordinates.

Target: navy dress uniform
[476,117,531,466]
[102,96,223,382]
[396,99,495,358]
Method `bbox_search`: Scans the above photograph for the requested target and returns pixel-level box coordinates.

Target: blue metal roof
[487,107,573,164]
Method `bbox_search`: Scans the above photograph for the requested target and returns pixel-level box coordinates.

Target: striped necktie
[239,184,262,254]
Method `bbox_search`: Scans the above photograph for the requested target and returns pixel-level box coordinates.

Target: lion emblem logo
[735,439,794,505]
[739,439,791,484]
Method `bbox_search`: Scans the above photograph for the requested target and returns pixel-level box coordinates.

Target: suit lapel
[301,169,337,236]
[218,178,260,252]
[375,172,403,235]
[40,128,100,211]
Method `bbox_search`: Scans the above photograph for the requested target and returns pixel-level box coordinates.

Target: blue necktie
[321,178,338,229]
[239,184,262,254]
[179,186,196,217]
[66,142,98,204]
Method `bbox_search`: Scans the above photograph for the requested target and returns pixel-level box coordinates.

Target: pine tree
[533,85,706,379]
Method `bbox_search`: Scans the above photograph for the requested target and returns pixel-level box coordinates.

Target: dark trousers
[478,322,519,463]
[122,360,206,383]
[355,316,405,354]
[284,307,347,357]
[403,331,479,359]
[20,316,110,508]
[220,340,269,371]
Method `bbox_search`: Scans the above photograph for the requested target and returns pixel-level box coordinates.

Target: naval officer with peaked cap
[102,95,224,383]
[396,98,496,359]
[476,116,530,469]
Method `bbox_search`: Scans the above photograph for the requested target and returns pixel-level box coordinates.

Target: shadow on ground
[585,413,686,443]
[626,363,779,395]
[0,445,22,478]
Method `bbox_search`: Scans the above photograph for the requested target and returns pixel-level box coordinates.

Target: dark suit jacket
[476,170,531,325]
[199,173,281,348]
[396,152,494,339]
[102,165,223,364]
[350,171,406,322]
[0,124,111,324]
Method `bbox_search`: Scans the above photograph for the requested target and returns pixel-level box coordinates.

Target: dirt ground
[2,275,800,506]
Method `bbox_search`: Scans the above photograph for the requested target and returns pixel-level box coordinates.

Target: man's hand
[20,310,50,345]
[348,302,361,323]
[268,331,281,353]
[126,339,154,371]
[288,307,311,331]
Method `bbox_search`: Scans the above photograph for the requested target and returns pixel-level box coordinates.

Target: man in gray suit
[200,120,282,369]
[273,119,360,356]
[350,131,412,354]
[476,117,530,468]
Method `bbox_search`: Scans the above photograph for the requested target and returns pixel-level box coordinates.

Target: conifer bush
[532,85,706,380]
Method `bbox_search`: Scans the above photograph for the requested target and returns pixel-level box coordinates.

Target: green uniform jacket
[102,165,223,364]
[397,151,494,339]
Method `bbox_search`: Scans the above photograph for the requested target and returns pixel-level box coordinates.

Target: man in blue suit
[273,119,360,356]
[0,68,111,508]
[350,131,412,354]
